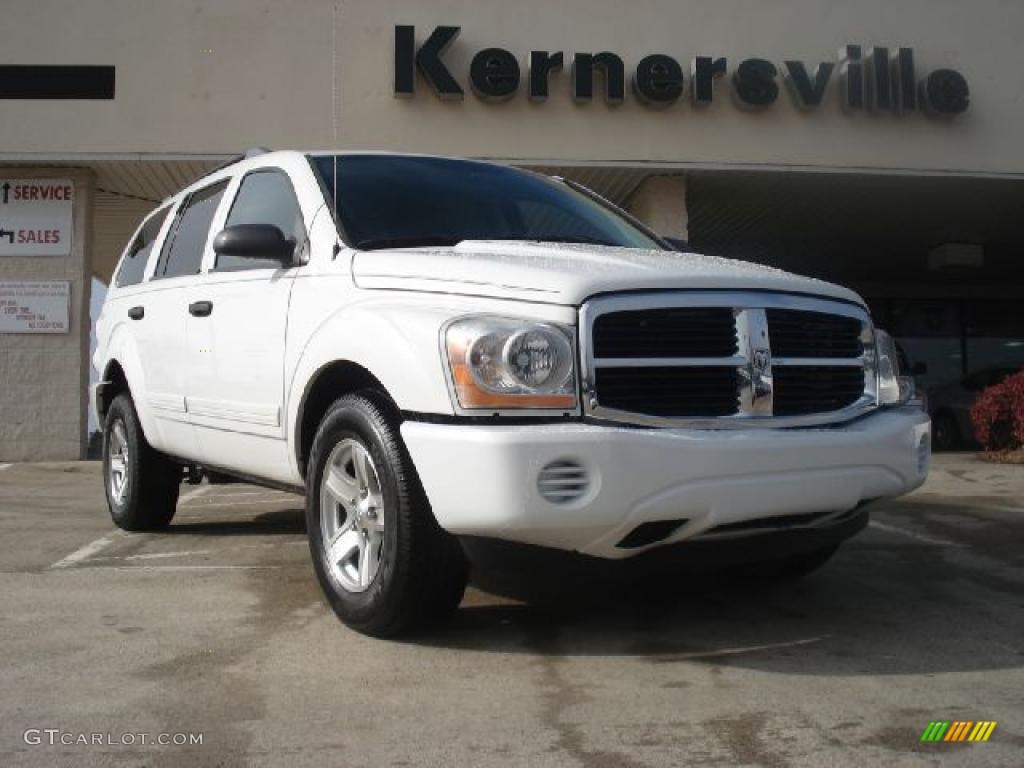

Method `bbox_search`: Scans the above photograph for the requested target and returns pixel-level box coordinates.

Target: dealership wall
[1,0,1023,460]
[0,169,92,461]
[0,0,1023,178]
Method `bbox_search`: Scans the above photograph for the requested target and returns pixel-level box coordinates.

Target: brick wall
[0,168,93,461]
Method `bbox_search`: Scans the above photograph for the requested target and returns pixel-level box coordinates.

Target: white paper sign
[0,179,74,256]
[0,281,71,333]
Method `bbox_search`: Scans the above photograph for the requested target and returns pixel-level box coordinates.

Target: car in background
[928,367,1019,450]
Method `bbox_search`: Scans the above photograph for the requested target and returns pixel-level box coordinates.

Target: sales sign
[0,179,74,256]
[0,281,71,333]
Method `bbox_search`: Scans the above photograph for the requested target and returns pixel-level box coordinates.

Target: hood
[351,240,865,307]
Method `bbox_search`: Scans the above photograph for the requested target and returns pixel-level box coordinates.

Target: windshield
[311,154,665,251]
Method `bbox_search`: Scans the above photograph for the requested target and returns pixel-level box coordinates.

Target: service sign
[0,280,71,334]
[0,179,74,256]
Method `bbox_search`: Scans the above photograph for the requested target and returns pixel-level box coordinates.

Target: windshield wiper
[354,235,463,251]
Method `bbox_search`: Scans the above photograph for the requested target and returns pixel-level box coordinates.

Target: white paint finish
[0,179,74,256]
[351,240,863,306]
[401,406,930,558]
[186,397,281,427]
[0,1,1020,177]
[868,520,963,548]
[50,532,123,570]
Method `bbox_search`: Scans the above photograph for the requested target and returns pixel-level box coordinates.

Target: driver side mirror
[212,224,295,267]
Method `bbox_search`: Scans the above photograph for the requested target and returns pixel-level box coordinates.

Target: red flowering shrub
[970,369,1024,452]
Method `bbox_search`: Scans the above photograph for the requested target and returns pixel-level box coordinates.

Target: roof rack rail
[209,146,272,175]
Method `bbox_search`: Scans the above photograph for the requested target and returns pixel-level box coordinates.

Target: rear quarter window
[115,206,171,287]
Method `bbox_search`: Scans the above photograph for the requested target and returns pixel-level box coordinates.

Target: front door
[184,168,306,482]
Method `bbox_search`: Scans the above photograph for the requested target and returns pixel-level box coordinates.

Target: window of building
[216,170,305,271]
[965,300,1024,378]
[155,180,228,279]
[115,206,170,287]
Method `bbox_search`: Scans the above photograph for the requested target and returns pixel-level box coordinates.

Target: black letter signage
[572,52,626,104]
[633,55,684,106]
[733,59,779,109]
[470,48,520,101]
[392,27,970,119]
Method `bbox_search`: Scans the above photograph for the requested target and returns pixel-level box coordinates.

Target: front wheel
[305,391,468,637]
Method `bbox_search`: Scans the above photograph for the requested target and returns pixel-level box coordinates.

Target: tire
[103,393,180,531]
[757,544,839,580]
[931,411,960,452]
[305,390,468,637]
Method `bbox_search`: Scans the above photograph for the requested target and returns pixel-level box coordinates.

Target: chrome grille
[581,292,877,428]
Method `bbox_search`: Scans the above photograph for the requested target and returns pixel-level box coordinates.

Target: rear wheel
[305,391,468,637]
[103,393,180,531]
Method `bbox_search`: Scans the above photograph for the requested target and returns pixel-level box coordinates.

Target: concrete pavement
[0,454,1021,766]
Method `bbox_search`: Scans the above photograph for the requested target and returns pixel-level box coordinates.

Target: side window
[115,206,171,287]
[155,180,229,279]
[216,170,306,271]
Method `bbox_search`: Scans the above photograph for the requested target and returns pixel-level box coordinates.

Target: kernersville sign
[394,26,970,116]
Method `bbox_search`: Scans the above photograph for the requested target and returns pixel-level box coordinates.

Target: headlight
[444,317,577,410]
[875,328,913,406]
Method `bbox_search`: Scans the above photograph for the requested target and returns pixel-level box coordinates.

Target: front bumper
[401,406,930,559]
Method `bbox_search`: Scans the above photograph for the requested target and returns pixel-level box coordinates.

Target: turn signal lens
[875,328,911,406]
[445,317,577,410]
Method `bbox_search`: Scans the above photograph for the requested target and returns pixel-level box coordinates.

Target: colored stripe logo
[920,721,997,742]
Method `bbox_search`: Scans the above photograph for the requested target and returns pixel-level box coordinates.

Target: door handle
[127,306,144,320]
[188,300,213,317]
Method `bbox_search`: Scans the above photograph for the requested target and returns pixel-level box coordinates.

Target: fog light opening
[537,459,590,505]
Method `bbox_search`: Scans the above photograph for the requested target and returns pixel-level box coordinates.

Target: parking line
[869,521,962,547]
[181,498,300,509]
[103,565,284,571]
[179,485,211,503]
[0,463,11,471]
[50,532,124,570]
[655,635,828,661]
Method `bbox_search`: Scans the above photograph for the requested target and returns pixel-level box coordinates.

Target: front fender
[284,299,459,473]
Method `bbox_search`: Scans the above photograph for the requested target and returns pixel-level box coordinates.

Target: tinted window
[312,155,664,251]
[217,170,304,271]
[156,180,228,279]
[116,206,170,287]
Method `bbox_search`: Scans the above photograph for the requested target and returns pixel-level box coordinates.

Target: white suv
[93,150,931,636]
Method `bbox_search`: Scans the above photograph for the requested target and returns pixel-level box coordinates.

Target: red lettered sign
[0,179,74,256]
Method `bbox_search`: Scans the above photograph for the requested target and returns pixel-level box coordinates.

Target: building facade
[1,0,1022,459]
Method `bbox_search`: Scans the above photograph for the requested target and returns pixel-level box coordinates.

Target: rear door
[183,168,306,480]
[137,179,230,459]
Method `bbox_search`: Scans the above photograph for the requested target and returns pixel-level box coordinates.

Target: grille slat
[773,367,865,416]
[595,367,739,417]
[767,308,863,358]
[593,307,737,358]
[588,297,871,423]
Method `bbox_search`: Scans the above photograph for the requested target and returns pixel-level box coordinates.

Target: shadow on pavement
[164,507,306,536]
